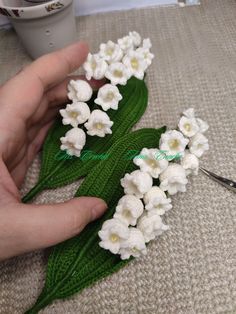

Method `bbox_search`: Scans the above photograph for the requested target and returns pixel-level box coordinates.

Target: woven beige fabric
[0,0,236,313]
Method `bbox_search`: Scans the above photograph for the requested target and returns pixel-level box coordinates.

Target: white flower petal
[129,31,142,47]
[136,47,154,70]
[85,109,113,137]
[143,186,172,216]
[146,197,172,216]
[143,186,166,204]
[196,118,209,133]
[189,133,209,157]
[60,102,90,127]
[160,164,188,195]
[67,79,93,102]
[60,128,86,157]
[94,84,122,111]
[98,218,130,255]
[137,213,169,243]
[178,116,199,138]
[123,50,146,80]
[133,148,169,178]
[99,40,123,63]
[118,35,134,52]
[83,53,108,80]
[142,38,152,49]
[120,170,153,198]
[119,228,147,260]
[183,108,195,118]
[114,195,144,226]
[105,62,132,86]
[160,130,189,160]
[181,151,199,175]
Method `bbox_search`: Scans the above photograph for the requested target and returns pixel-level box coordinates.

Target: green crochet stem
[21,160,66,203]
[25,127,166,314]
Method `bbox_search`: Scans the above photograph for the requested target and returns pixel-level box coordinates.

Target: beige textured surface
[1,0,236,313]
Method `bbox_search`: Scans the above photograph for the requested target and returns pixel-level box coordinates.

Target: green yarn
[25,126,166,314]
[22,77,148,203]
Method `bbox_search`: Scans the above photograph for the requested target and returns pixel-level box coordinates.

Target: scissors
[200,167,236,193]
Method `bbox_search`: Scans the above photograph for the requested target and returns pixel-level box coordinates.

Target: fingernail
[92,199,107,221]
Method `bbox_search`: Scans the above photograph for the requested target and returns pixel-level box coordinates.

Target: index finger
[0,41,89,131]
[24,41,89,90]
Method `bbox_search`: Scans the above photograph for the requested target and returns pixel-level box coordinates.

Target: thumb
[9,197,107,258]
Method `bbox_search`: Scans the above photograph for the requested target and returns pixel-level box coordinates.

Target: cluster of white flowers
[99,108,209,260]
[59,79,114,157]
[59,32,154,157]
[83,31,154,85]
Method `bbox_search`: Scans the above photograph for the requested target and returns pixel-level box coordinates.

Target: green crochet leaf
[25,126,166,314]
[22,77,148,202]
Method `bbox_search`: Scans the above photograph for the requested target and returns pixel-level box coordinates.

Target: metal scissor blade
[200,167,236,193]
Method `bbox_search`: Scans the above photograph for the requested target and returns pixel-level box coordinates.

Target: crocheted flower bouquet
[23,32,209,314]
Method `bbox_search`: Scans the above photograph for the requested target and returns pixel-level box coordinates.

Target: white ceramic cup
[0,0,77,59]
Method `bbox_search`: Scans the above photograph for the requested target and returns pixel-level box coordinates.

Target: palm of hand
[0,42,106,260]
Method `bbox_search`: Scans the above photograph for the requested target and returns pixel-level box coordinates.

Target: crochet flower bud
[181,151,199,175]
[99,218,130,254]
[114,195,144,226]
[60,128,86,157]
[60,102,90,127]
[144,186,172,216]
[85,109,113,137]
[160,164,188,195]
[95,84,122,111]
[119,228,147,260]
[137,213,169,243]
[133,148,168,178]
[83,53,108,80]
[120,170,153,199]
[67,79,93,102]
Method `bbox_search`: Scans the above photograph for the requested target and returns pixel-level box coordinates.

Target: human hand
[0,42,107,261]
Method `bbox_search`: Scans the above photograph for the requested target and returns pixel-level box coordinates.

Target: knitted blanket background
[0,0,236,313]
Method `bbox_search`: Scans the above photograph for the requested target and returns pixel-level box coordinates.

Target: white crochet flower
[60,102,90,127]
[105,62,131,86]
[123,50,146,80]
[181,151,199,176]
[114,195,144,226]
[119,228,147,260]
[137,213,169,243]
[98,218,130,254]
[159,164,188,195]
[136,47,154,69]
[133,148,168,178]
[183,107,195,118]
[84,109,113,137]
[196,118,209,133]
[178,116,199,138]
[189,133,209,157]
[94,84,122,111]
[129,31,142,47]
[160,130,189,160]
[143,186,166,204]
[117,35,134,52]
[67,79,93,102]
[120,170,153,198]
[99,40,123,63]
[183,108,209,134]
[142,38,152,49]
[83,53,108,80]
[143,186,172,216]
[60,128,86,157]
